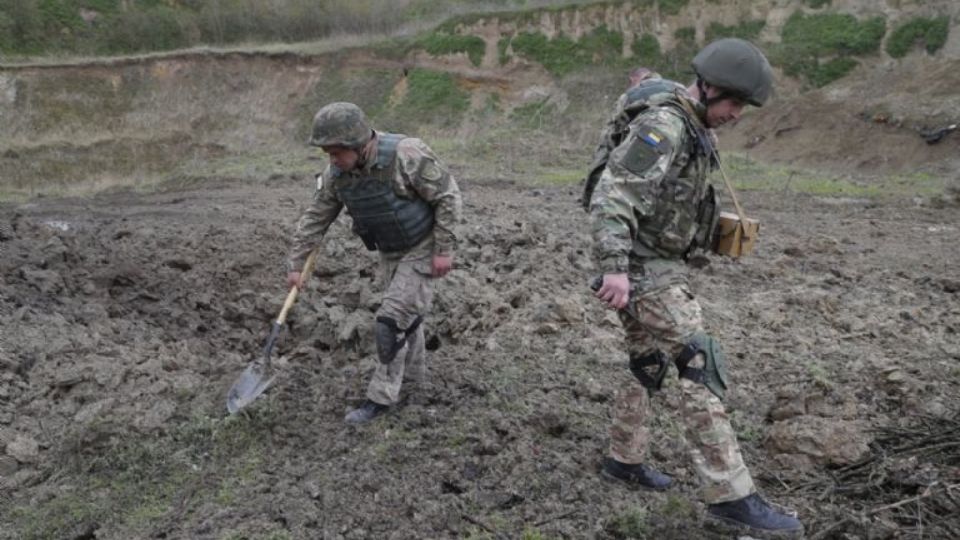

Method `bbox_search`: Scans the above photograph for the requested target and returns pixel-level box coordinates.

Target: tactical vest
[585,79,721,258]
[581,79,685,210]
[333,133,435,253]
[637,96,721,258]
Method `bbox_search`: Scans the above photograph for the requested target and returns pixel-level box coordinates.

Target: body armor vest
[581,79,686,210]
[333,133,435,253]
[633,96,720,259]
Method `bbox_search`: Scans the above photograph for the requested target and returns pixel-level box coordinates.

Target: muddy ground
[0,175,959,539]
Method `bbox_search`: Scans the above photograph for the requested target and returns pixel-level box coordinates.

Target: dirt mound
[726,57,960,175]
[1,178,958,538]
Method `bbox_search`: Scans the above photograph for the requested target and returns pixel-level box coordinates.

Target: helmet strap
[698,78,733,107]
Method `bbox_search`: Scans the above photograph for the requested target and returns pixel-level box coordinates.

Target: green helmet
[692,38,773,107]
[308,102,373,147]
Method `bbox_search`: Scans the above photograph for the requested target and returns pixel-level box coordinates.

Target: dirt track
[1,177,959,539]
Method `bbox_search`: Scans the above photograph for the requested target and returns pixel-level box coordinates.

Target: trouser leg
[679,362,755,503]
[366,257,433,405]
[611,283,756,501]
[609,378,652,463]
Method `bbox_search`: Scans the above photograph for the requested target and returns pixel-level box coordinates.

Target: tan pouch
[714,212,760,258]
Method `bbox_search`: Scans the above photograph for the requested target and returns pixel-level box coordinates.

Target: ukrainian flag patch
[640,131,663,147]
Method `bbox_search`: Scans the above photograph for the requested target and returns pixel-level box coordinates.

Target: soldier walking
[586,39,804,537]
[287,102,462,425]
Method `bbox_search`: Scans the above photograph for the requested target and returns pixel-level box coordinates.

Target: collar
[356,132,379,173]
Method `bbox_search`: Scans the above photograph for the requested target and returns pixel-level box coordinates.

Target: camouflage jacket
[588,81,716,275]
[288,132,462,271]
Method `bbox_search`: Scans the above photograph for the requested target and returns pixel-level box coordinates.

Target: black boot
[707,493,804,538]
[344,399,389,425]
[601,457,672,491]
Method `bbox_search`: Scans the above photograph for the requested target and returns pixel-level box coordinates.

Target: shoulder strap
[375,132,406,169]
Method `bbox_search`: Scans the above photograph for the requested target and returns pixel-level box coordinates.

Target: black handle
[589,275,603,292]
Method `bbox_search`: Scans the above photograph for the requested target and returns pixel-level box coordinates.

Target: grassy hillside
[0,0,592,57]
[0,0,957,202]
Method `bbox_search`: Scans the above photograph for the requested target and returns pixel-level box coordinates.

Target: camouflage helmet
[692,38,773,107]
[308,102,373,148]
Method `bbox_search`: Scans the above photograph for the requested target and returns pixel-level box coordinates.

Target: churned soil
[0,176,958,539]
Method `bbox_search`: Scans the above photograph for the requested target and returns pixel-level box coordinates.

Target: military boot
[706,493,804,538]
[344,399,389,425]
[601,457,672,490]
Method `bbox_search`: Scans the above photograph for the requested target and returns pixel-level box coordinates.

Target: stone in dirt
[6,435,40,464]
[766,416,870,468]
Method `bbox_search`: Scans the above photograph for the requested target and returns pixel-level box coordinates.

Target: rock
[0,455,19,475]
[574,377,608,402]
[940,278,960,294]
[337,311,370,344]
[768,390,806,421]
[535,323,560,335]
[135,399,176,432]
[305,480,322,499]
[880,366,914,395]
[766,416,871,467]
[554,297,585,323]
[6,434,40,464]
[74,398,116,425]
[18,267,64,294]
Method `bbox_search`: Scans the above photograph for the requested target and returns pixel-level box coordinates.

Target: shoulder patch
[420,160,442,181]
[638,126,671,150]
[620,125,673,176]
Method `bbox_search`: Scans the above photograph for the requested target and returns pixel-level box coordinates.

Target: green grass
[415,31,486,66]
[658,0,690,16]
[658,494,697,520]
[886,16,950,58]
[705,20,766,42]
[507,25,624,77]
[605,506,649,538]
[775,11,886,87]
[723,154,949,197]
[536,169,584,185]
[4,408,276,539]
[522,527,550,540]
[392,68,470,128]
[632,33,661,65]
[510,98,558,128]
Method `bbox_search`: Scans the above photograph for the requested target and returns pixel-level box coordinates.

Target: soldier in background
[287,102,462,425]
[587,39,804,537]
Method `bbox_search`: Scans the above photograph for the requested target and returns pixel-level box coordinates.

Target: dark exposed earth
[1,174,958,539]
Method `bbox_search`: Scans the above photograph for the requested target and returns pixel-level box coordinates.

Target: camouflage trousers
[609,281,756,504]
[366,255,434,405]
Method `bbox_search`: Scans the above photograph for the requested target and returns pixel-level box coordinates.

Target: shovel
[226,248,320,414]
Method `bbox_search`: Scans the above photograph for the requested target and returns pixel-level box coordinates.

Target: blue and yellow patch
[639,131,664,147]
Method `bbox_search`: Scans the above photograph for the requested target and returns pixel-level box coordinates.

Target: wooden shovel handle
[276,248,320,325]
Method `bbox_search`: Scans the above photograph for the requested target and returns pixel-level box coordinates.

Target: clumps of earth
[0,180,958,538]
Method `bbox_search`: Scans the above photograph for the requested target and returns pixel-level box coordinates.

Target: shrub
[705,20,766,42]
[508,26,624,77]
[658,0,690,16]
[395,69,469,127]
[807,56,858,87]
[632,33,661,64]
[416,32,486,67]
[777,11,886,86]
[886,16,950,58]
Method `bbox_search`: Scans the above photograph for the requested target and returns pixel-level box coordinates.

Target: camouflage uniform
[289,133,462,405]
[589,79,756,504]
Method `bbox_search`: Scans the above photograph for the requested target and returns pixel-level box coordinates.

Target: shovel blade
[226,361,276,414]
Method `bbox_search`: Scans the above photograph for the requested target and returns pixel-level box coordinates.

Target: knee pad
[375,315,423,364]
[674,333,729,400]
[629,351,670,392]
